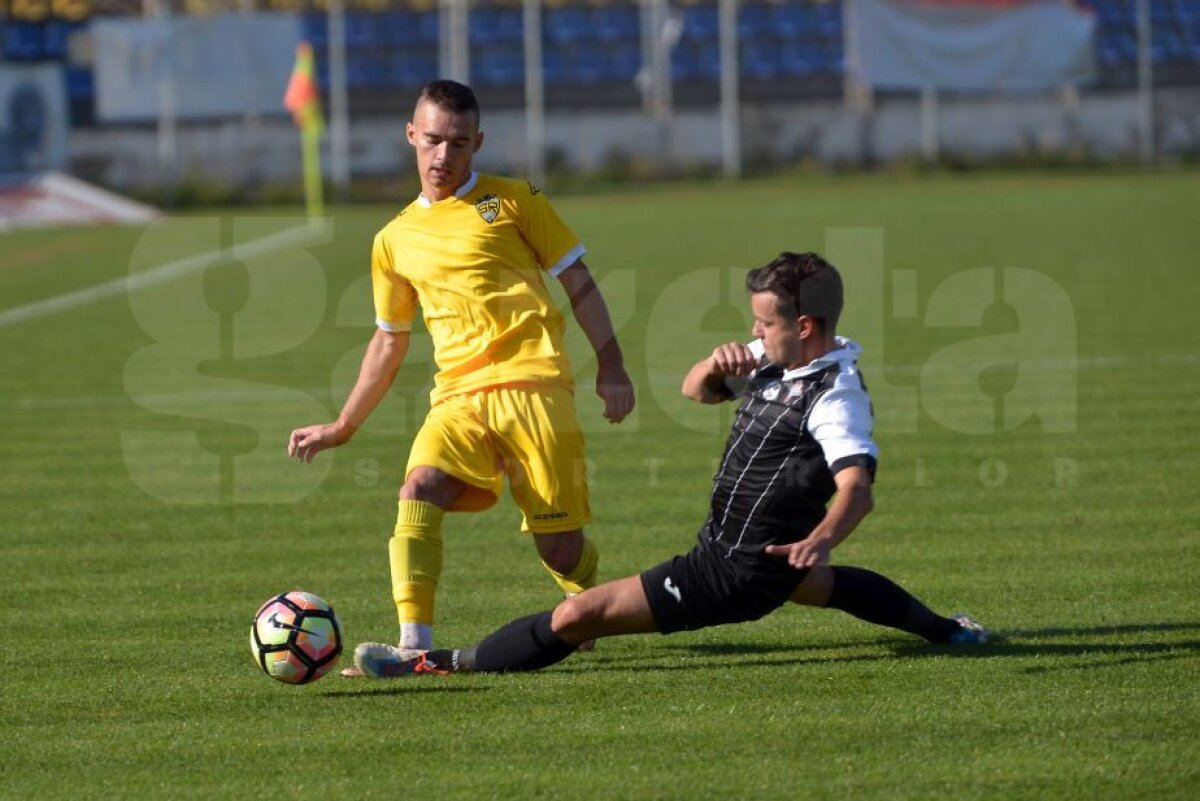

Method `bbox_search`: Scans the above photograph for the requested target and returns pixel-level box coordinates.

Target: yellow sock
[389,500,445,627]
[542,536,599,596]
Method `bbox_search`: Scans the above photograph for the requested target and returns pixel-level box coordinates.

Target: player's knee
[550,594,599,641]
[400,467,452,505]
[536,531,583,574]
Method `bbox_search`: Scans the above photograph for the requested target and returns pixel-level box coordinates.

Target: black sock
[438,611,577,673]
[825,566,962,643]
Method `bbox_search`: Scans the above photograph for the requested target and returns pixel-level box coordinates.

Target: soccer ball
[250,590,343,684]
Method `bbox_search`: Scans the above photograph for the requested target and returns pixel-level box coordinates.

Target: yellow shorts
[406,384,590,534]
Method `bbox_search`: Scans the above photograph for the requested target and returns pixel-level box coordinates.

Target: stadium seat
[380,10,422,47]
[65,67,94,101]
[778,47,816,78]
[593,4,640,44]
[301,12,328,49]
[610,43,643,81]
[740,41,780,81]
[542,47,571,84]
[345,12,377,49]
[470,7,503,46]
[2,22,45,61]
[672,43,702,81]
[773,4,814,41]
[681,4,719,44]
[546,7,592,46]
[738,3,773,41]
[417,11,440,45]
[495,8,525,44]
[42,20,70,59]
[573,45,610,84]
[393,51,438,88]
[475,45,524,87]
[813,3,843,38]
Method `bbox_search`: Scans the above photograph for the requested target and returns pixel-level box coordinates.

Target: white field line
[0,222,324,329]
[7,353,1198,412]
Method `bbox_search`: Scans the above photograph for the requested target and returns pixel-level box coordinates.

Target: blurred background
[1,0,1198,215]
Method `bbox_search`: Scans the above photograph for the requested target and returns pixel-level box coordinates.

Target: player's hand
[287,422,353,463]
[596,361,635,424]
[764,537,833,570]
[710,342,757,378]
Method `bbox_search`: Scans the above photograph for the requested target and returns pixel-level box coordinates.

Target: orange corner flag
[285,41,325,219]
[284,41,324,135]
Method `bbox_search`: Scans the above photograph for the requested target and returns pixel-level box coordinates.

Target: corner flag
[284,41,325,220]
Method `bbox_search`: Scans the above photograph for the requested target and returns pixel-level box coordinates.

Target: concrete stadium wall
[69,88,1200,191]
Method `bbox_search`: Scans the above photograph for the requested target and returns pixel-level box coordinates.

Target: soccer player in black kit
[353,251,989,678]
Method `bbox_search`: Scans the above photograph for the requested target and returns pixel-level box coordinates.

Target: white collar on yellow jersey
[416,171,480,208]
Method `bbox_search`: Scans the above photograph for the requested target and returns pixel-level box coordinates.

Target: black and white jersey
[701,337,878,564]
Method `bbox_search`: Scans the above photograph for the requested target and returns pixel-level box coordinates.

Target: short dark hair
[417,79,480,122]
[745,252,843,331]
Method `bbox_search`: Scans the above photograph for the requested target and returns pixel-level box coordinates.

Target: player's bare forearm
[337,328,409,432]
[764,466,874,568]
[809,468,874,548]
[557,260,635,423]
[682,342,757,404]
[288,329,408,461]
[558,260,624,366]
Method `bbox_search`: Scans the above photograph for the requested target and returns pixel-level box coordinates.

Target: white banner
[853,0,1097,91]
[93,13,301,123]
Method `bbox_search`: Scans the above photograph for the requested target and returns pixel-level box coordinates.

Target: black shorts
[639,542,807,635]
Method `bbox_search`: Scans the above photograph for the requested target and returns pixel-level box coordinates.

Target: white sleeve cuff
[546,243,587,277]
[375,317,412,332]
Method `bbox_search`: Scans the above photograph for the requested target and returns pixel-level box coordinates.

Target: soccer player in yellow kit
[288,80,635,666]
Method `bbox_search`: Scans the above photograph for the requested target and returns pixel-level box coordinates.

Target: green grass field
[2,171,1198,800]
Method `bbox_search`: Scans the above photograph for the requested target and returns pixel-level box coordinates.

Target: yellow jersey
[371,172,585,404]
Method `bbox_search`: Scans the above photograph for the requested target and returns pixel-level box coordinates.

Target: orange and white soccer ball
[250,590,343,684]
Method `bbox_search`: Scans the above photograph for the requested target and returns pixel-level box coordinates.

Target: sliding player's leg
[790,565,987,644]
[354,575,657,678]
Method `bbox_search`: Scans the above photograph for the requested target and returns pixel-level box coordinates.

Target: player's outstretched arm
[764,466,874,568]
[681,342,757,404]
[288,328,409,462]
[556,260,635,424]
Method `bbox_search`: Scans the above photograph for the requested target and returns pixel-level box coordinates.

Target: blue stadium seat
[42,20,71,59]
[65,67,94,101]
[346,12,377,49]
[738,3,774,40]
[393,52,438,88]
[740,41,780,80]
[2,22,45,61]
[546,6,592,45]
[681,5,719,44]
[811,43,844,76]
[475,45,524,87]
[469,7,523,46]
[593,5,639,44]
[774,4,814,41]
[470,7,503,45]
[573,45,610,83]
[418,11,440,45]
[672,43,702,80]
[543,47,571,84]
[495,8,525,44]
[610,43,642,80]
[778,47,816,78]
[301,12,327,49]
[380,10,422,47]
[315,52,330,88]
[813,3,843,38]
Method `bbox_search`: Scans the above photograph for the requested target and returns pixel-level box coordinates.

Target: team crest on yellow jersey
[475,194,501,224]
